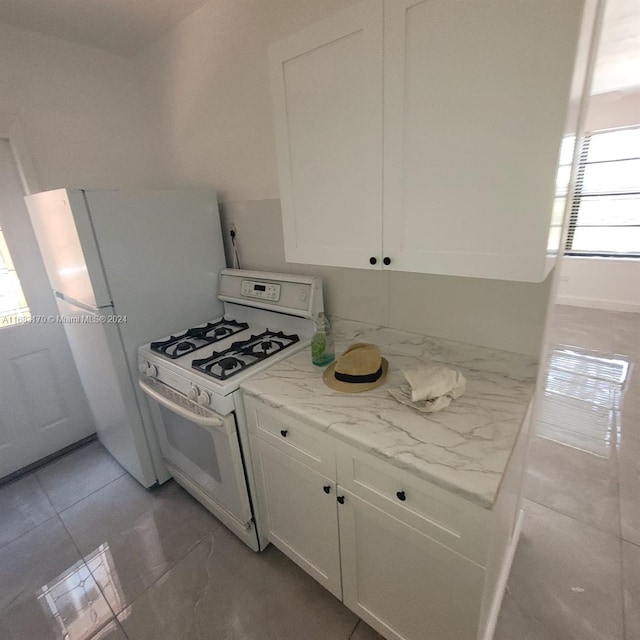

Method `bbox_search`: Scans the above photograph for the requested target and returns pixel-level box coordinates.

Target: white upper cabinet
[383,0,589,281]
[269,0,597,281]
[269,0,383,269]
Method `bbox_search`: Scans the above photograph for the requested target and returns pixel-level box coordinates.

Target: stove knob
[145,364,157,378]
[139,361,148,374]
[187,385,199,401]
[197,391,211,407]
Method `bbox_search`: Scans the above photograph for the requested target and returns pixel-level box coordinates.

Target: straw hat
[323,343,388,393]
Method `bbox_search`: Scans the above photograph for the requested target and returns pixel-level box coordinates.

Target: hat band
[334,365,383,384]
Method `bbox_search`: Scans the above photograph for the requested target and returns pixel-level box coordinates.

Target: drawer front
[243,395,335,478]
[336,446,490,564]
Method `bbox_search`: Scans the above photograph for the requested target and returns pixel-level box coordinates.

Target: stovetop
[139,316,309,400]
[192,329,300,380]
[150,318,249,359]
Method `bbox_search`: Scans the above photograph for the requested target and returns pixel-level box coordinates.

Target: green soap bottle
[311,312,335,367]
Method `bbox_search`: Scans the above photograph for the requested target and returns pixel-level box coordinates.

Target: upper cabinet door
[383,0,587,281]
[269,0,383,269]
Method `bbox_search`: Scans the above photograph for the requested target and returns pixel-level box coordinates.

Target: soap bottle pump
[311,312,335,367]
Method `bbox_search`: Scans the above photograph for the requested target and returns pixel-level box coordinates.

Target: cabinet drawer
[243,396,335,478]
[336,446,490,564]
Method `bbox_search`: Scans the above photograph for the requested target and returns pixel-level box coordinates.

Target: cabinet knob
[383,257,391,266]
[280,429,288,438]
[396,490,406,501]
[337,495,345,504]
[323,485,331,494]
[369,257,377,265]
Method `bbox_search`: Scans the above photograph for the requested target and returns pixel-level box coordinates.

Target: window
[0,225,30,325]
[565,125,640,257]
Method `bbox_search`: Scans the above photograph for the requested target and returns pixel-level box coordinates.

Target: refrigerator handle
[55,291,112,315]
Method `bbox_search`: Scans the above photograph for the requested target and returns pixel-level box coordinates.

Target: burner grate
[192,330,300,380]
[150,319,249,359]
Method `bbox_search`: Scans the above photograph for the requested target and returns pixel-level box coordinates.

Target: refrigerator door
[55,296,158,486]
[25,189,113,308]
[84,189,226,486]
[84,189,226,346]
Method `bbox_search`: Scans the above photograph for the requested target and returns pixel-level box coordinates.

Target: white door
[338,490,486,640]
[250,435,342,599]
[269,0,383,269]
[0,139,94,479]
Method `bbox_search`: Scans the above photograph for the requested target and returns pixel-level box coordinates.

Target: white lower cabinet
[339,490,485,640]
[250,435,342,599]
[244,396,524,640]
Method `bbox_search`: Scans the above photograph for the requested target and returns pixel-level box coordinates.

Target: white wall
[556,89,640,312]
[558,257,640,312]
[135,0,359,202]
[0,23,160,191]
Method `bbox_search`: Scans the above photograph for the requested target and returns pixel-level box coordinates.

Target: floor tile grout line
[87,617,129,640]
[114,528,217,618]
[0,513,72,617]
[0,508,59,554]
[524,496,622,541]
[505,589,562,639]
[48,466,128,515]
[55,506,122,627]
[619,535,628,640]
[347,619,360,639]
[34,471,57,513]
[112,531,219,625]
[0,472,59,552]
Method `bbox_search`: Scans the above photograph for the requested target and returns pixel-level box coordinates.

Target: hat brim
[322,358,389,393]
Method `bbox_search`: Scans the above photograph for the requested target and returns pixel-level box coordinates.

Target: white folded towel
[388,364,466,413]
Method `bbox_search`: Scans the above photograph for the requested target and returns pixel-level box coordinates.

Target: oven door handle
[138,378,225,429]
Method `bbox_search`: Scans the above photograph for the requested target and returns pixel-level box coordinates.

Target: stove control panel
[241,280,281,302]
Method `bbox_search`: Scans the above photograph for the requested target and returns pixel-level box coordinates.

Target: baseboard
[0,433,97,486]
[480,508,525,640]
[556,295,640,313]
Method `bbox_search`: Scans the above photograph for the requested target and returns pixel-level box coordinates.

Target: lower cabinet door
[251,435,342,598]
[338,490,486,640]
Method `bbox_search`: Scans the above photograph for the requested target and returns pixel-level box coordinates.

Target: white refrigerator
[25,188,226,487]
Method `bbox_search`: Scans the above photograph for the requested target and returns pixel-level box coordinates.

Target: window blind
[565,125,640,258]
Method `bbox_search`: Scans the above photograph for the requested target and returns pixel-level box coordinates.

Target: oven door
[139,377,253,529]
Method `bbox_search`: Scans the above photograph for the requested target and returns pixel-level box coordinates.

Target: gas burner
[192,330,300,380]
[150,319,249,359]
[246,338,287,356]
[219,357,243,372]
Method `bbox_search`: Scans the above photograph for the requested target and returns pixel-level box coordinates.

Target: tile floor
[0,304,637,640]
[495,304,640,640]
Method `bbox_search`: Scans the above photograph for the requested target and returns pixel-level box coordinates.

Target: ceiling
[0,0,637,92]
[0,0,212,57]
[592,0,640,94]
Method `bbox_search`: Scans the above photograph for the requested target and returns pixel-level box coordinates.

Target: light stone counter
[241,318,538,509]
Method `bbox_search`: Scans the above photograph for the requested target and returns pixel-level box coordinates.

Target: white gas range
[138,269,323,551]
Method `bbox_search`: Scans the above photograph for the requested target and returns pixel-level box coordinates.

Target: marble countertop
[241,318,538,509]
